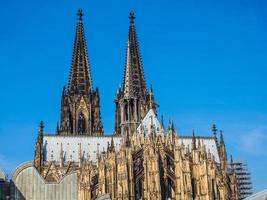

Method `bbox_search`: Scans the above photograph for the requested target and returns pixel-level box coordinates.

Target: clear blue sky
[0,0,266,193]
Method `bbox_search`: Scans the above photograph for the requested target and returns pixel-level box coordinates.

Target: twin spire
[63,10,150,135]
[69,10,146,98]
[68,9,93,95]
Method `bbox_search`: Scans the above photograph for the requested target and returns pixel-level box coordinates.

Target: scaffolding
[229,159,253,199]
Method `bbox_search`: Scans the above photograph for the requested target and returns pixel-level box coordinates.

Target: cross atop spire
[77,9,84,21]
[129,11,135,24]
[68,9,93,95]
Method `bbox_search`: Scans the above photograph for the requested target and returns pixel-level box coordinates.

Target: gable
[137,109,161,136]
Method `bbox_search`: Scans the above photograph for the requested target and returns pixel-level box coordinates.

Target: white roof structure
[43,135,123,163]
[135,109,220,162]
[43,110,220,164]
[137,109,161,136]
[43,134,220,164]
[179,136,220,163]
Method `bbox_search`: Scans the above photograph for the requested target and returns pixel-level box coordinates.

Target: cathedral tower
[115,12,157,135]
[59,10,103,136]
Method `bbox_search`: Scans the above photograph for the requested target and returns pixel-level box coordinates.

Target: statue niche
[78,113,86,135]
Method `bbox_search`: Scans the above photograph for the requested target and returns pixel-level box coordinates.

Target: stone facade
[13,9,240,200]
[31,121,239,200]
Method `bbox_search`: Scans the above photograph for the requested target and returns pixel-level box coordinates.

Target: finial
[150,84,153,93]
[129,11,135,24]
[56,122,59,134]
[39,121,44,136]
[170,120,175,131]
[212,124,217,136]
[161,115,165,129]
[220,130,224,144]
[192,129,195,136]
[77,9,84,21]
[198,138,201,149]
[192,130,196,149]
[111,137,115,151]
[62,85,66,96]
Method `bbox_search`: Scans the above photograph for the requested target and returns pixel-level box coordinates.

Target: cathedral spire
[68,9,93,95]
[59,10,103,136]
[114,12,156,135]
[123,11,146,99]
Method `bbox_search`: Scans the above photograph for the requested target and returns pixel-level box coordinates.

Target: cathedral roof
[122,12,147,99]
[42,133,220,164]
[68,9,93,95]
[137,109,161,136]
[43,135,123,163]
[178,136,220,162]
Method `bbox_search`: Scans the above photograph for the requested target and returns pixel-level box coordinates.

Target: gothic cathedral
[11,10,239,200]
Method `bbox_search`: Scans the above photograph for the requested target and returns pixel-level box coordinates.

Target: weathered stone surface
[95,194,111,200]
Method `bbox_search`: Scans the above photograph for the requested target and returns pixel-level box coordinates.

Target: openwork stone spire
[59,10,103,136]
[123,11,146,99]
[115,12,156,136]
[68,9,93,95]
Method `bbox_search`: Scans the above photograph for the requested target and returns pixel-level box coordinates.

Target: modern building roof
[244,189,267,200]
[0,167,6,182]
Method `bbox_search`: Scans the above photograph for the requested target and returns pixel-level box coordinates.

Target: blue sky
[0,0,267,193]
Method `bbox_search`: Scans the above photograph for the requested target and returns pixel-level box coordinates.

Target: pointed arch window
[78,113,86,134]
